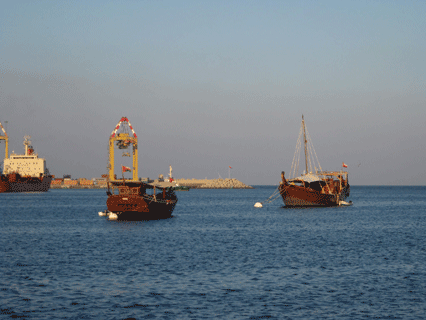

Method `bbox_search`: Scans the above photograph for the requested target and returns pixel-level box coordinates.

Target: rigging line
[307,129,322,173]
[305,127,313,173]
[289,125,298,177]
[305,127,322,174]
[297,124,303,175]
[307,131,315,172]
[290,124,303,178]
[295,130,301,176]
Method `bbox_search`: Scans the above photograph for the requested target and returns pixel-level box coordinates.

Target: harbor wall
[50,178,253,189]
[152,178,253,189]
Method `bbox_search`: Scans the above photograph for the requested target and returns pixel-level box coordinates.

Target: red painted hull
[0,174,52,193]
[106,182,178,220]
[279,184,350,207]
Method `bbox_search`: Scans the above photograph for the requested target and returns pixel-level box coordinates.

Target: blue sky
[1,0,425,185]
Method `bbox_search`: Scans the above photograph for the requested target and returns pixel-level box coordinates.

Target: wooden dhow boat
[106,180,177,220]
[279,116,350,207]
[102,117,177,220]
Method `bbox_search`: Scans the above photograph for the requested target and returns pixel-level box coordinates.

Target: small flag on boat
[342,162,348,168]
[122,165,131,172]
[229,166,232,169]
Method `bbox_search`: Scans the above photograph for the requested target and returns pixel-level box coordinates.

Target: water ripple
[1,187,426,319]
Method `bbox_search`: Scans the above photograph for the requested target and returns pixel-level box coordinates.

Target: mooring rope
[261,187,282,205]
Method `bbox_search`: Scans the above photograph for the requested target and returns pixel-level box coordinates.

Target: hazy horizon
[1,1,425,186]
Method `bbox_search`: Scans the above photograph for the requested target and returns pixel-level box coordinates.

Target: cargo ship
[0,132,52,193]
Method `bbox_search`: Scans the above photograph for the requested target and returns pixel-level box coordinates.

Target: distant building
[63,178,78,186]
[79,178,94,186]
[51,179,63,186]
[93,178,107,187]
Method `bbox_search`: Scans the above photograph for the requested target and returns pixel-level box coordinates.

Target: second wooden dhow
[278,116,350,207]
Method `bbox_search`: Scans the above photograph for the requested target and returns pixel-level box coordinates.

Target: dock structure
[50,177,252,189]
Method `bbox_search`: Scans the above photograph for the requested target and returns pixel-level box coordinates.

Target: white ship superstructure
[3,136,48,177]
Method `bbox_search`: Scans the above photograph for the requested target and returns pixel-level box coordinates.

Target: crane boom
[0,122,8,160]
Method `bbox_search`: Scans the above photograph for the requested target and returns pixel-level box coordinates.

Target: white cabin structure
[2,136,48,177]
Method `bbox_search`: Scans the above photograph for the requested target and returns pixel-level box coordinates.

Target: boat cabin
[108,181,176,201]
[289,171,348,194]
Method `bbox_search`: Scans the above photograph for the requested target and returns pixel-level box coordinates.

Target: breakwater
[50,178,253,189]
[153,178,253,189]
[50,184,107,189]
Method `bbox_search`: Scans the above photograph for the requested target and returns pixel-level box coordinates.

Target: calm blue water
[1,186,425,319]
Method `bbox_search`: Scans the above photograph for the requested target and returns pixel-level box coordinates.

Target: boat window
[309,181,325,192]
[130,187,140,195]
[118,186,130,194]
[290,180,304,187]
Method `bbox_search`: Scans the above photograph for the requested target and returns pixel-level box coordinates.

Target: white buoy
[339,200,353,206]
[108,213,118,220]
[98,210,108,217]
[254,202,263,208]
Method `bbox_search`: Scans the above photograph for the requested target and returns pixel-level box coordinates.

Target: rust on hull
[0,173,52,193]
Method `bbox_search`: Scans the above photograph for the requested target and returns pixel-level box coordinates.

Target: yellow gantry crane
[0,122,8,160]
[108,117,138,181]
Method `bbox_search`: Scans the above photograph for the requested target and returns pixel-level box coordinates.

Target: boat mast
[302,115,309,174]
[23,136,31,156]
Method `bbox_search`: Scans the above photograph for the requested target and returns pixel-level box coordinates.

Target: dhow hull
[279,184,350,207]
[106,194,177,220]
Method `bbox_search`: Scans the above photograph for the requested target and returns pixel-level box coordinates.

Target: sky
[1,0,425,185]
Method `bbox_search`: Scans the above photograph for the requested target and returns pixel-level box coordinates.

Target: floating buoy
[339,200,353,206]
[254,202,263,208]
[98,210,108,217]
[108,213,118,220]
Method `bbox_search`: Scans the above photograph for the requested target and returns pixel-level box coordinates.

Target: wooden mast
[302,115,309,174]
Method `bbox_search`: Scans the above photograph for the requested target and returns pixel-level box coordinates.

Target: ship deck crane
[108,117,138,182]
[0,122,8,160]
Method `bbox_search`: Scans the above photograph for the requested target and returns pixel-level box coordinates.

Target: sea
[1,186,425,320]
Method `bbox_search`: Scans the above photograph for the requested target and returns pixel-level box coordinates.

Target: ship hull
[0,178,9,193]
[0,175,52,193]
[279,184,350,207]
[106,192,177,221]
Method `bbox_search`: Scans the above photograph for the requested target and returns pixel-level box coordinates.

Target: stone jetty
[152,178,253,189]
[50,177,253,189]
